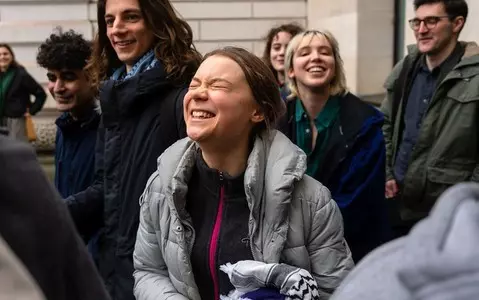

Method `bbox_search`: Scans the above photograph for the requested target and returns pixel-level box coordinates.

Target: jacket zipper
[209,172,225,300]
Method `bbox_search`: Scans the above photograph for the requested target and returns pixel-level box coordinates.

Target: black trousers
[387,195,418,239]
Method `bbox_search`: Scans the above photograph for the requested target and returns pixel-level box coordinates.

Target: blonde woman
[278,30,390,262]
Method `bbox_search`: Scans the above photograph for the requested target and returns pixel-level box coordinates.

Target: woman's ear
[251,109,265,124]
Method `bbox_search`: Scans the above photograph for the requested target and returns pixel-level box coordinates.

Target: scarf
[0,68,15,117]
[111,49,160,81]
[220,260,321,300]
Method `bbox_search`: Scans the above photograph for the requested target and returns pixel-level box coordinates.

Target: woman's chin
[186,128,210,143]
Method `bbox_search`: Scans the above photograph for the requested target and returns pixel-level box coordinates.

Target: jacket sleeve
[330,120,391,261]
[65,117,105,240]
[306,186,354,299]
[0,137,110,300]
[380,59,405,181]
[133,176,188,300]
[22,71,47,115]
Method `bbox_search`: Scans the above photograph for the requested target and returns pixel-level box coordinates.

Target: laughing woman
[133,47,353,300]
[278,30,390,262]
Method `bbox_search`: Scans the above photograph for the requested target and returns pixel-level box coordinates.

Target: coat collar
[100,66,173,125]
[156,130,307,262]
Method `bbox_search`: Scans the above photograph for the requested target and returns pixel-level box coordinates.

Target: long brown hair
[0,43,20,69]
[88,0,202,89]
[204,47,285,134]
[262,23,304,82]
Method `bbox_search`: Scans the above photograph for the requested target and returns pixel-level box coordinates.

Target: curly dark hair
[262,23,304,83]
[88,0,202,89]
[36,30,92,71]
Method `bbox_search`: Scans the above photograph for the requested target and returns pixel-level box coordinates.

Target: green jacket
[381,41,479,220]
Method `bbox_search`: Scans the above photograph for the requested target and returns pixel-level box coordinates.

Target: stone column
[307,0,395,103]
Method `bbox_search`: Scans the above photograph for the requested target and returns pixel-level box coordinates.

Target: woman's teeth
[192,111,214,119]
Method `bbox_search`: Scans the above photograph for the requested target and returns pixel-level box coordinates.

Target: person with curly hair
[0,43,46,141]
[37,30,101,264]
[63,0,202,299]
[37,30,98,200]
[262,23,304,87]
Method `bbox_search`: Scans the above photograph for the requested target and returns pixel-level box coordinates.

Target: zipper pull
[219,172,224,182]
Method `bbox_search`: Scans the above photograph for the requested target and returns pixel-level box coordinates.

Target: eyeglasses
[408,16,450,30]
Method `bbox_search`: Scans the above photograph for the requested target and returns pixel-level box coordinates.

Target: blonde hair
[284,30,348,100]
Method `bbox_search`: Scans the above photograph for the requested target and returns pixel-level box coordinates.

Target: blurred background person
[262,23,303,89]
[279,30,390,262]
[0,43,46,141]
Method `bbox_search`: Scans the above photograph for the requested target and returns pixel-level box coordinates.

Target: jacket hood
[332,183,479,300]
[154,130,307,260]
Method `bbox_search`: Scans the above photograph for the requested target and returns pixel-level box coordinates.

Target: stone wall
[307,0,395,99]
[0,0,307,151]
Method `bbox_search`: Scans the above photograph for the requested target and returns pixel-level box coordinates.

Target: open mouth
[55,96,73,104]
[191,110,216,119]
[115,40,135,47]
[307,66,326,74]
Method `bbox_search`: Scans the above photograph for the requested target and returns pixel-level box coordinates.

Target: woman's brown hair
[204,47,285,134]
[0,43,20,69]
[262,23,304,82]
[88,0,202,89]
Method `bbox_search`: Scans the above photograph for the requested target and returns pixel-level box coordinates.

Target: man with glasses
[381,0,479,237]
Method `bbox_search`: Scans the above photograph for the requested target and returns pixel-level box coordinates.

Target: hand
[385,179,399,199]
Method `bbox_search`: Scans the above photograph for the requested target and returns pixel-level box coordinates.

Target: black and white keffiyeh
[220,260,321,300]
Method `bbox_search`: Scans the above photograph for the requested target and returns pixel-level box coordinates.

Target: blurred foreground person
[332,183,479,300]
[0,234,45,300]
[0,135,109,300]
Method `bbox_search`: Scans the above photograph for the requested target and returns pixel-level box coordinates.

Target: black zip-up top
[186,151,253,300]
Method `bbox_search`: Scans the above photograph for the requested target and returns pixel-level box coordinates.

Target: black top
[0,136,110,300]
[186,151,253,300]
[55,107,100,198]
[66,66,187,300]
[1,66,46,118]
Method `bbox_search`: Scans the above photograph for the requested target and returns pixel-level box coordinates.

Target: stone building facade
[0,0,478,152]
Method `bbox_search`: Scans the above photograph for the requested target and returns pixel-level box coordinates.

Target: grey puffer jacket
[133,130,354,300]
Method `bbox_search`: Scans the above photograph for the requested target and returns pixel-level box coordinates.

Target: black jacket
[66,66,187,300]
[1,66,46,118]
[0,136,110,300]
[187,153,253,300]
